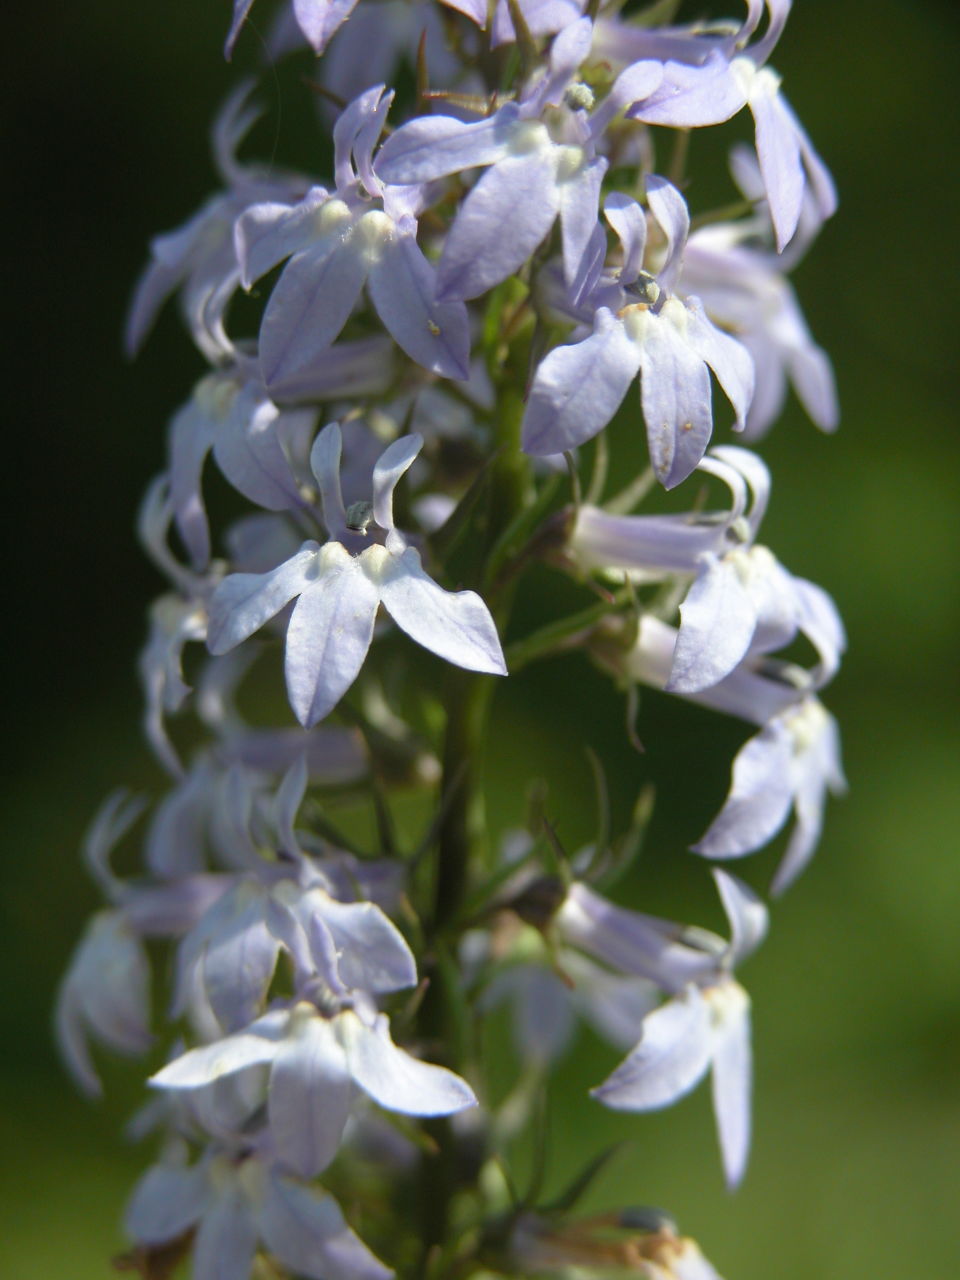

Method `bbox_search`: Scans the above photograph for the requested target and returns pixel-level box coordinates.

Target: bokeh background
[4,0,958,1275]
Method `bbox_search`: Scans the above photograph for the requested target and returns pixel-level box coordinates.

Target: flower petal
[268,1011,354,1177]
[373,546,506,675]
[591,987,714,1111]
[284,546,381,727]
[341,1011,478,1115]
[207,545,321,655]
[523,309,641,455]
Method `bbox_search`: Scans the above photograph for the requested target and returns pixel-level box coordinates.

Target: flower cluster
[60,4,843,1279]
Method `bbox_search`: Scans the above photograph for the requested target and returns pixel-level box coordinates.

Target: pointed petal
[668,557,757,693]
[709,983,753,1189]
[373,545,506,675]
[260,241,368,387]
[260,1173,394,1280]
[371,433,423,533]
[268,1011,353,1177]
[168,396,214,569]
[310,422,348,540]
[683,297,755,432]
[627,52,746,128]
[591,988,714,1110]
[374,105,520,185]
[340,1011,477,1115]
[437,150,560,300]
[633,302,714,489]
[150,1011,287,1088]
[692,720,794,858]
[368,232,471,378]
[207,545,320,654]
[603,192,647,285]
[213,387,306,513]
[193,1182,258,1280]
[284,545,381,727]
[124,1160,208,1243]
[234,189,331,289]
[523,309,641,455]
[293,0,360,52]
[712,869,768,965]
[749,82,804,252]
[308,894,418,992]
[645,175,689,295]
[558,156,607,285]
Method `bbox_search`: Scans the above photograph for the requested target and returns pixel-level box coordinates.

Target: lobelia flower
[569,445,844,692]
[55,792,226,1095]
[126,84,308,362]
[374,18,661,301]
[587,870,768,1189]
[125,1141,392,1280]
[522,179,754,488]
[680,147,837,438]
[621,614,846,894]
[207,423,506,728]
[152,996,477,1179]
[603,0,838,251]
[234,84,471,389]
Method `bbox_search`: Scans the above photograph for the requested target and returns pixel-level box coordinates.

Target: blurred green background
[3,0,958,1275]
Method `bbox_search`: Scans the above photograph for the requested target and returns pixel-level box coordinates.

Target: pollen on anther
[427,320,441,336]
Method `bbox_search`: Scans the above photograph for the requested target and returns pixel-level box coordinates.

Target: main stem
[416,390,529,1275]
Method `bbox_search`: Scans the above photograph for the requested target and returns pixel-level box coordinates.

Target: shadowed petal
[591,987,714,1111]
[712,869,768,966]
[260,241,368,387]
[692,720,794,857]
[260,1174,394,1280]
[368,232,471,378]
[668,557,757,693]
[437,150,560,301]
[125,1160,209,1243]
[371,433,423,533]
[194,1182,258,1280]
[308,894,418,992]
[523,309,641,454]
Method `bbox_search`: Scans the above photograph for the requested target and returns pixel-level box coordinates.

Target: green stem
[416,390,529,1276]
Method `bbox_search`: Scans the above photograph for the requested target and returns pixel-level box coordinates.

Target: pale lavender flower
[616,0,837,251]
[152,997,476,1178]
[522,179,754,487]
[682,203,837,438]
[235,85,470,387]
[207,423,506,728]
[570,446,843,692]
[374,20,633,300]
[622,614,846,893]
[590,870,767,1189]
[126,85,307,361]
[126,1144,392,1280]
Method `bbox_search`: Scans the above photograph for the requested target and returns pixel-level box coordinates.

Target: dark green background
[4,1,959,1275]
